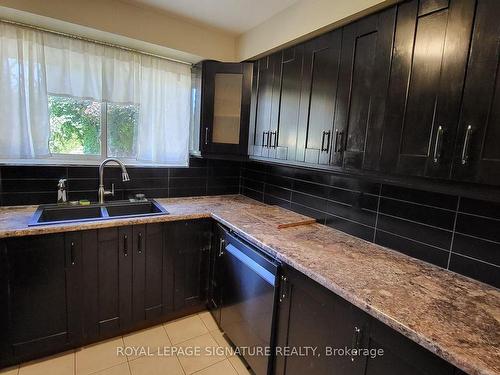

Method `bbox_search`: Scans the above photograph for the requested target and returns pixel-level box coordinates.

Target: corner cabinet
[199,61,253,156]
[0,233,83,366]
[274,266,457,375]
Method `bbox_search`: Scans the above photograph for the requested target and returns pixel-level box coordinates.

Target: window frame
[47,96,140,165]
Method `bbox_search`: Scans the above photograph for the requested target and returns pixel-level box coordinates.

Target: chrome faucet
[98,158,130,204]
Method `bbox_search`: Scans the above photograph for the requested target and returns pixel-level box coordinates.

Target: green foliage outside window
[48,95,139,158]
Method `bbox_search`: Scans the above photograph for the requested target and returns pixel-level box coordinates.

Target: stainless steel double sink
[28,199,168,226]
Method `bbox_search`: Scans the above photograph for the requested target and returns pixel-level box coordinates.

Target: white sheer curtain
[0,23,50,158]
[0,21,191,165]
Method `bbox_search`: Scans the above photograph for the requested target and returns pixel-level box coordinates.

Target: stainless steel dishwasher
[211,226,280,375]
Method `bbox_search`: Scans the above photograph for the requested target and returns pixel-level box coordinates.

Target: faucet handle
[104,183,115,197]
[58,178,67,188]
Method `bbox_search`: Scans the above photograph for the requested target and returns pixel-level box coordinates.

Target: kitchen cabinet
[274,266,367,375]
[332,7,396,170]
[275,266,456,375]
[207,223,225,325]
[361,318,455,375]
[134,224,165,322]
[296,30,342,165]
[249,53,282,158]
[273,45,305,161]
[83,226,133,340]
[451,0,500,185]
[380,0,475,178]
[199,61,253,155]
[250,46,305,161]
[0,233,82,365]
[164,219,212,311]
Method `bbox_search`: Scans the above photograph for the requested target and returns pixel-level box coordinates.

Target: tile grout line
[447,196,461,270]
[373,184,383,243]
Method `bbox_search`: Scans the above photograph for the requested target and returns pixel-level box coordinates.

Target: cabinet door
[201,61,252,155]
[362,319,455,375]
[83,227,133,340]
[131,223,165,323]
[165,219,212,311]
[451,0,500,185]
[332,7,396,170]
[272,45,304,161]
[207,223,225,325]
[274,266,367,375]
[1,233,82,364]
[380,0,475,178]
[249,53,282,157]
[297,30,342,165]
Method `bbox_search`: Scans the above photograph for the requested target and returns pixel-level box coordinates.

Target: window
[48,95,139,159]
[0,21,191,166]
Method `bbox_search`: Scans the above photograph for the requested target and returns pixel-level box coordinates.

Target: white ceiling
[127,0,300,34]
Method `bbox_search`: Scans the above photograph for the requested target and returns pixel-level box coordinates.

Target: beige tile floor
[0,311,251,375]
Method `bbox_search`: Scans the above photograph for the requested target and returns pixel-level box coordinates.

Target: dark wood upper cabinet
[273,45,305,161]
[451,0,500,185]
[200,61,253,155]
[380,0,475,178]
[296,30,342,165]
[1,233,82,365]
[249,53,282,158]
[332,7,396,170]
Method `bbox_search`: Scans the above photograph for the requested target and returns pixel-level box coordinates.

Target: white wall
[0,0,400,63]
[238,0,398,61]
[0,0,238,63]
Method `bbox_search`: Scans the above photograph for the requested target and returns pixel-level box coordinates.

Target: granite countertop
[0,195,498,375]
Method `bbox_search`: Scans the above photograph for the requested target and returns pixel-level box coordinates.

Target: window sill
[0,159,189,168]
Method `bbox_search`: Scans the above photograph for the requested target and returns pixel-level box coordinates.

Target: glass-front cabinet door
[200,61,252,155]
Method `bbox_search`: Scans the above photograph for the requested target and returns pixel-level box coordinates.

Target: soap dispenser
[57,178,67,204]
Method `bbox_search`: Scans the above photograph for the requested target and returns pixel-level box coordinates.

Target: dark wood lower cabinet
[0,222,464,374]
[275,266,457,375]
[164,219,212,311]
[0,233,82,366]
[274,266,367,375]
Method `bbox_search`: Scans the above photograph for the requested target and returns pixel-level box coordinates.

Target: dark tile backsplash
[1,156,499,288]
[241,161,500,288]
[0,158,240,206]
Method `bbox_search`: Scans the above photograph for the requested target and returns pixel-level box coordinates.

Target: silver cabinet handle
[350,326,361,362]
[461,125,473,165]
[433,126,444,163]
[270,131,277,148]
[279,275,288,302]
[262,131,269,147]
[334,130,343,153]
[204,127,209,145]
[218,237,225,257]
[322,131,331,152]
